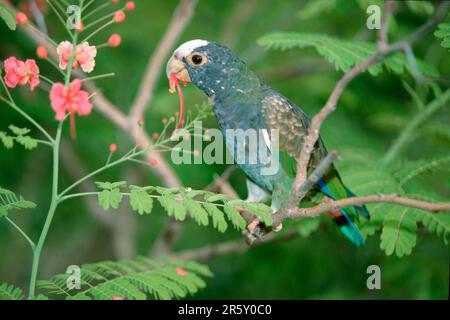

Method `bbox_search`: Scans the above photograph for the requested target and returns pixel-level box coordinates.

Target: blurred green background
[0,0,449,299]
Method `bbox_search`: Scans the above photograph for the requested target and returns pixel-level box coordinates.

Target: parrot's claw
[247,219,261,235]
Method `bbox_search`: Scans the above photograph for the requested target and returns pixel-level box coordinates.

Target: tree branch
[291,0,450,194]
[273,194,450,222]
[377,0,395,51]
[172,229,301,261]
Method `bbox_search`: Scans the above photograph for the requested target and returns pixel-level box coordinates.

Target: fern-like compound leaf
[0,283,24,300]
[38,258,212,300]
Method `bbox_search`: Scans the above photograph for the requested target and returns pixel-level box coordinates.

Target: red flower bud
[114,11,126,23]
[150,158,158,167]
[162,118,168,124]
[108,34,122,47]
[152,132,159,140]
[16,12,28,26]
[109,143,117,153]
[125,1,135,11]
[36,46,48,59]
[75,21,84,32]
[111,296,123,300]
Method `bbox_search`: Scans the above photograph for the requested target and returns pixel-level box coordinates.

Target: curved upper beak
[166,55,191,83]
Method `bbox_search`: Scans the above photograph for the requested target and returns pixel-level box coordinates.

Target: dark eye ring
[191,54,203,65]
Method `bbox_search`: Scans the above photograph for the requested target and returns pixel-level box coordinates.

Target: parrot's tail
[317,177,370,247]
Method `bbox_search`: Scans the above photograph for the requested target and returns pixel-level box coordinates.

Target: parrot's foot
[247,219,283,240]
[247,219,261,235]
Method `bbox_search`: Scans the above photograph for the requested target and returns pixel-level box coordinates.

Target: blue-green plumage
[167,40,369,246]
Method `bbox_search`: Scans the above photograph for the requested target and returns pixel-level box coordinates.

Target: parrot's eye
[187,52,207,67]
[192,55,202,64]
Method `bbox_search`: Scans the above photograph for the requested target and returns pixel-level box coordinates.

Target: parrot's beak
[166,56,191,84]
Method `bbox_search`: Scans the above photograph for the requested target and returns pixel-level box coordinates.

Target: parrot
[166,40,369,246]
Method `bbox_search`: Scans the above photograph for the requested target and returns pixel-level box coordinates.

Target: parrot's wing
[261,91,327,179]
[261,90,368,246]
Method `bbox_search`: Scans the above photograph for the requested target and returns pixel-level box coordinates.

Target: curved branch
[273,194,450,224]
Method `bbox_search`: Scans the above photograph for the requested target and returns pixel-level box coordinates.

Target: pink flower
[50,79,93,138]
[4,57,40,91]
[57,41,97,73]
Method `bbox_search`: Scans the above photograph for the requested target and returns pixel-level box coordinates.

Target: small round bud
[152,132,159,140]
[114,11,126,23]
[75,21,84,32]
[109,143,117,153]
[16,12,28,26]
[36,46,48,59]
[162,118,168,124]
[125,1,135,11]
[108,34,122,47]
[150,158,158,167]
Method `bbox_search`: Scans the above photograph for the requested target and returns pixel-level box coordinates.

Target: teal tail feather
[317,177,369,247]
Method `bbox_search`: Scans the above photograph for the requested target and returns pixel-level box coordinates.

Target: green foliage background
[0,0,449,299]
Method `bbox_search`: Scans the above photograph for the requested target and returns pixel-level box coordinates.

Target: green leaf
[129,187,153,215]
[95,181,127,190]
[183,199,209,226]
[240,202,273,226]
[0,4,16,31]
[393,155,450,187]
[419,212,450,245]
[0,283,24,300]
[183,189,208,199]
[203,203,228,233]
[0,131,14,149]
[380,207,418,257]
[15,135,38,150]
[434,23,450,51]
[406,0,435,16]
[223,204,246,230]
[297,0,337,20]
[98,189,123,210]
[158,195,186,221]
[257,32,438,77]
[205,193,232,203]
[0,186,36,218]
[39,258,211,300]
[297,218,321,237]
[8,125,30,136]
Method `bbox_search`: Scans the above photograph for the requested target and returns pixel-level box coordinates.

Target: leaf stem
[5,217,36,250]
[0,88,54,144]
[81,72,115,82]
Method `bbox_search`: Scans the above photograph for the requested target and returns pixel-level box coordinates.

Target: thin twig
[377,0,394,51]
